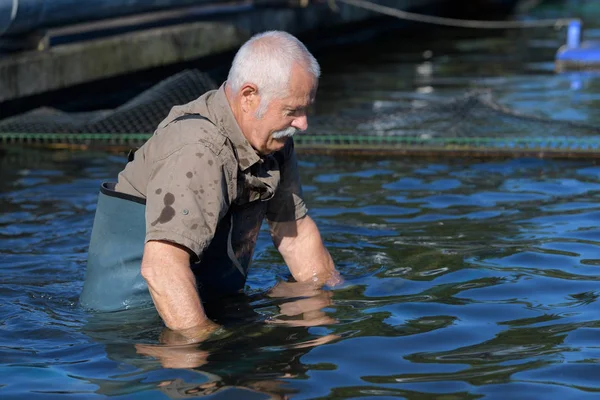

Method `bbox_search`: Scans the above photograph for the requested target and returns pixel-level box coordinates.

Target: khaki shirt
[115,83,307,285]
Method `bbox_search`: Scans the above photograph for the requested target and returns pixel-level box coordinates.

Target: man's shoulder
[155,89,216,128]
[143,86,240,165]
[148,113,229,160]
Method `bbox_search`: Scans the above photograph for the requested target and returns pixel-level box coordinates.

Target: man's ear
[240,83,260,113]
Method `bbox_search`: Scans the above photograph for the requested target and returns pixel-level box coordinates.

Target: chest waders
[80,114,276,312]
[80,183,151,311]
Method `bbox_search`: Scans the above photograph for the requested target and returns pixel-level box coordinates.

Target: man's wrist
[160,319,220,345]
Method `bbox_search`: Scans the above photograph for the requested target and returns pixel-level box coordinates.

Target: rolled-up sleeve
[266,139,308,222]
[145,143,232,258]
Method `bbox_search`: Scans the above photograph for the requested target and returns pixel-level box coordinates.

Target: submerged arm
[139,139,231,341]
[141,240,217,340]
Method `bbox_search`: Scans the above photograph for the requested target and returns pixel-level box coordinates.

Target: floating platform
[556,41,600,72]
[555,20,600,72]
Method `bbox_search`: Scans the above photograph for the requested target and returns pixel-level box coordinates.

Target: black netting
[307,90,600,140]
[0,69,217,135]
[2,69,600,157]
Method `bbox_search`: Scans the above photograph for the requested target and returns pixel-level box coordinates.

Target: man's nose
[292,115,308,131]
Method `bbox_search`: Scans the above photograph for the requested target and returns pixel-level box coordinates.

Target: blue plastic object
[566,20,581,49]
[556,20,600,71]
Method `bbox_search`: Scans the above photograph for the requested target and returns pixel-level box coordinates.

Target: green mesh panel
[2,69,600,158]
[0,69,217,136]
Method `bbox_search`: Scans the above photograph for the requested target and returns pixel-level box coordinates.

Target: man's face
[248,64,317,155]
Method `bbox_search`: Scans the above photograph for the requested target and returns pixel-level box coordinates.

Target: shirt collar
[205,83,261,172]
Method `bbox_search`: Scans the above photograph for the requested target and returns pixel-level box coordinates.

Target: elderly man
[80,31,340,339]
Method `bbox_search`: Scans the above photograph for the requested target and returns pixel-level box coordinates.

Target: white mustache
[272,127,300,139]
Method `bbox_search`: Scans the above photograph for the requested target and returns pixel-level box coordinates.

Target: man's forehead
[287,85,317,103]
[284,95,315,108]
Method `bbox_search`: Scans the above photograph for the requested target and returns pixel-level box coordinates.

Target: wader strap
[273,149,284,166]
[169,113,216,126]
[227,214,246,277]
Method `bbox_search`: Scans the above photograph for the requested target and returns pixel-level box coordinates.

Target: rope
[4,131,600,149]
[336,0,580,29]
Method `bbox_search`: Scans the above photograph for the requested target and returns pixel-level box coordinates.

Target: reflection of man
[80,31,341,342]
[82,287,339,397]
[135,281,338,367]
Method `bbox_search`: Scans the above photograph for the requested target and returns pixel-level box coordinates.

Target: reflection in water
[267,281,338,327]
[81,286,339,398]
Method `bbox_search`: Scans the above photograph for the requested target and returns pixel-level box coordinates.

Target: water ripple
[3,3,600,397]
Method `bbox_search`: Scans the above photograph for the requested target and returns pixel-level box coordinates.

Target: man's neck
[224,82,260,154]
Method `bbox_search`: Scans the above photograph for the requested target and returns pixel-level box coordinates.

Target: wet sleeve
[266,139,308,222]
[145,144,233,258]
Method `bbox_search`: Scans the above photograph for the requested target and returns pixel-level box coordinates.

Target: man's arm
[269,215,341,285]
[138,136,232,340]
[141,240,218,339]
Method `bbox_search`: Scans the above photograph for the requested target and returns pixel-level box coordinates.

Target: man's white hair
[227,31,320,117]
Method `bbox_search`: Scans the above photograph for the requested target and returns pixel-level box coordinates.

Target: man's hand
[267,281,337,327]
[134,305,219,369]
[141,240,209,332]
[159,320,221,345]
[269,215,342,286]
[135,342,210,369]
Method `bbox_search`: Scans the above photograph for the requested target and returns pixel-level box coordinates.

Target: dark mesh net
[0,69,217,135]
[302,90,600,156]
[1,69,600,157]
[310,90,600,138]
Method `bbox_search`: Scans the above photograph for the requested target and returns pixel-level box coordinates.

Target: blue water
[2,2,600,399]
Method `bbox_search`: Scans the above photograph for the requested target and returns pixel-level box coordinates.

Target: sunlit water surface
[2,2,600,399]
